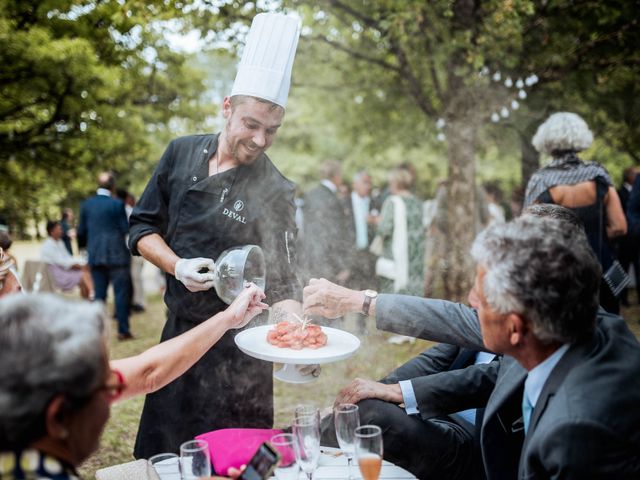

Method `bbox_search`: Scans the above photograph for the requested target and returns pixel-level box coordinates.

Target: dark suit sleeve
[376,295,485,350]
[410,360,500,421]
[382,343,461,384]
[129,140,174,255]
[532,421,636,479]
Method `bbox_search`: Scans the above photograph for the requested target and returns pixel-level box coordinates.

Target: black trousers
[133,311,273,461]
[321,398,483,480]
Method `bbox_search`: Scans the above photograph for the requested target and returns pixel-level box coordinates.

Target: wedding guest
[0,286,266,478]
[60,208,76,255]
[525,111,626,313]
[375,166,424,296]
[41,220,93,299]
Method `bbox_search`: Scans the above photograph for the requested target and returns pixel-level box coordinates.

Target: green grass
[80,294,640,478]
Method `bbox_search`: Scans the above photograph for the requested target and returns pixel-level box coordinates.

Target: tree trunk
[443,119,478,301]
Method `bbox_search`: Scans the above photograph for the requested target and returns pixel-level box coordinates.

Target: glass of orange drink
[355,425,383,480]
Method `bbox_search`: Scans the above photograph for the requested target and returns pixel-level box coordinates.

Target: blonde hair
[388,167,412,191]
[532,112,593,156]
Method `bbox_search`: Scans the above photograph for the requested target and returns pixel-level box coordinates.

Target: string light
[435,66,538,141]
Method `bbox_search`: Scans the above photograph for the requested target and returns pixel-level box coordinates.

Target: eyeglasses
[98,369,126,404]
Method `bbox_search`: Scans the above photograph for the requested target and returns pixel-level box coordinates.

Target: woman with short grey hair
[0,287,267,478]
[524,112,626,314]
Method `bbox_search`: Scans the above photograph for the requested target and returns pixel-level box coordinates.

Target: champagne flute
[355,425,383,480]
[180,439,211,479]
[293,415,321,480]
[270,433,300,480]
[294,404,320,423]
[334,403,360,480]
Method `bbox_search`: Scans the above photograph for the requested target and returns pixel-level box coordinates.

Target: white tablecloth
[270,447,416,479]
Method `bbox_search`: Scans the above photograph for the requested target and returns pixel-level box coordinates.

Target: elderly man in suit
[77,172,133,339]
[304,215,640,479]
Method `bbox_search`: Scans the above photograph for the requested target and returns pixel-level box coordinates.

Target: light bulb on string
[492,71,502,82]
[504,77,513,88]
[436,132,446,142]
[500,107,510,118]
[511,100,520,110]
[518,89,527,99]
[515,78,524,89]
[491,112,500,123]
[436,118,446,129]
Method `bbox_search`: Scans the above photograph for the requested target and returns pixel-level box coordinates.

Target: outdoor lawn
[79,292,640,478]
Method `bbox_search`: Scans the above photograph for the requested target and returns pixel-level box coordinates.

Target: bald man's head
[97,172,115,191]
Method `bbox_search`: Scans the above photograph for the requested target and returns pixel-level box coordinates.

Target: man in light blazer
[304,215,640,479]
[77,171,132,339]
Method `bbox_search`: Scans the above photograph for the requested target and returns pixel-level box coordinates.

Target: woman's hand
[227,283,268,329]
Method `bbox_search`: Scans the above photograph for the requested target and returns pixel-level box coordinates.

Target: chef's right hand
[174,257,216,292]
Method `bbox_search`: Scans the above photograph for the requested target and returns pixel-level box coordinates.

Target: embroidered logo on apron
[234,200,245,212]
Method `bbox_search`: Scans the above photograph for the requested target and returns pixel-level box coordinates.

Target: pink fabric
[196,428,284,476]
[48,264,83,291]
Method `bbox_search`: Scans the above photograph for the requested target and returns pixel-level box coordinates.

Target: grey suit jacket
[376,295,640,479]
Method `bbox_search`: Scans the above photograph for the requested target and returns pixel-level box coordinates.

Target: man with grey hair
[345,170,377,290]
[304,215,640,479]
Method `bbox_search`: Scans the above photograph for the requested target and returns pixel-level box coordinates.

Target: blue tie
[522,392,533,434]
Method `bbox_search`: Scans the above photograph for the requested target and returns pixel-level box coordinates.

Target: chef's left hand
[334,378,403,406]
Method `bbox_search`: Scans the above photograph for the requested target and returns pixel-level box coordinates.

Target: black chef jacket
[130,133,301,322]
[129,133,302,460]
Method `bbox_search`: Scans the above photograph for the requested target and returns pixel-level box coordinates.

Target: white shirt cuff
[398,380,420,415]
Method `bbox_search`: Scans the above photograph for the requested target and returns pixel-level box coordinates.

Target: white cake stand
[234,325,361,384]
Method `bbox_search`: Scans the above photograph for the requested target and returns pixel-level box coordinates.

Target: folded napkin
[196,428,283,476]
[95,459,160,480]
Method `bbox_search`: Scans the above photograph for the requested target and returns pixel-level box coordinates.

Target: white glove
[174,257,216,292]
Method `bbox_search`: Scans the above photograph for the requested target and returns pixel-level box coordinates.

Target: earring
[59,428,69,440]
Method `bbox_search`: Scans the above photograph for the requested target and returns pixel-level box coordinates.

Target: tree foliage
[0,0,206,234]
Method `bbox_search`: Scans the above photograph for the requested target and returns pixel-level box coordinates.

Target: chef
[129,13,303,459]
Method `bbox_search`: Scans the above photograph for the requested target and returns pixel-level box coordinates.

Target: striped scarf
[524,152,613,207]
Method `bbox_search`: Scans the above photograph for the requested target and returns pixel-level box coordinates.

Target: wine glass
[294,404,320,424]
[180,439,211,479]
[270,433,300,480]
[355,425,383,480]
[334,403,360,480]
[293,415,321,480]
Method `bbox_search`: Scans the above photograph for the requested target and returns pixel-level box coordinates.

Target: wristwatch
[362,289,378,316]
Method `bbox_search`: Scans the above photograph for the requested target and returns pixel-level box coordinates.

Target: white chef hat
[230,12,301,109]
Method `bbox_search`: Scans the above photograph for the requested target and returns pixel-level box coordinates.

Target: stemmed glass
[334,403,360,480]
[355,425,383,480]
[294,404,320,423]
[179,439,211,479]
[293,414,321,480]
[270,433,300,480]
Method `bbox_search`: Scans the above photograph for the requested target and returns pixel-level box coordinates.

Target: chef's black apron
[133,165,274,461]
